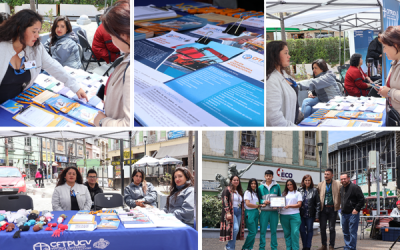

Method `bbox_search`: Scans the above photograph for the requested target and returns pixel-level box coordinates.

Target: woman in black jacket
[298,175,321,250]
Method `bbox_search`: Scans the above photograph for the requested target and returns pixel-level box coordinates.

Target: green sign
[363,190,397,197]
[76,159,100,166]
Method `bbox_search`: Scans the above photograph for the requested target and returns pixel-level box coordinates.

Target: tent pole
[339,25,342,66]
[344,31,346,64]
[120,139,124,196]
[129,131,132,179]
[280,13,286,42]
[380,4,387,82]
[195,131,198,232]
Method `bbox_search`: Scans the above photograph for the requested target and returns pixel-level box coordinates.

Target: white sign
[231,162,322,184]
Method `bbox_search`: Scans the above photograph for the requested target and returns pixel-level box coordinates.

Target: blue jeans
[301,97,320,118]
[300,217,314,248]
[342,213,360,250]
[226,207,242,250]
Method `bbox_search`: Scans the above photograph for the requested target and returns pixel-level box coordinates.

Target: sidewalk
[202,224,396,250]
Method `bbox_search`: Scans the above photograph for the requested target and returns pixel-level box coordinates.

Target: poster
[240,146,260,160]
[383,0,400,83]
[354,30,374,72]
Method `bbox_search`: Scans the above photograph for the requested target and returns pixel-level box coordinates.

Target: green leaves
[202,194,223,228]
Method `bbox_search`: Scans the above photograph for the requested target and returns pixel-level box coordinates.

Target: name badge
[24,60,37,70]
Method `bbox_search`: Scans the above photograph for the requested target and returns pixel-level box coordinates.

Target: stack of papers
[0,100,23,114]
[134,5,177,21]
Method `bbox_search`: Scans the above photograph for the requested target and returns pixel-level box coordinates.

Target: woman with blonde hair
[124,169,157,208]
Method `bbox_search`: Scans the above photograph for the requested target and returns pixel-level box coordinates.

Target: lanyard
[326,183,332,193]
[9,57,26,75]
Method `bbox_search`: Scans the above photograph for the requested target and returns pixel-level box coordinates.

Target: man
[389,201,400,227]
[340,173,364,250]
[84,169,103,210]
[317,168,342,250]
[366,31,382,68]
[258,170,281,250]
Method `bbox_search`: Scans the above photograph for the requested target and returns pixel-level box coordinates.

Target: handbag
[387,103,400,126]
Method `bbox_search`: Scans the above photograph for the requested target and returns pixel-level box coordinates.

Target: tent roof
[0,130,136,141]
[266,0,382,31]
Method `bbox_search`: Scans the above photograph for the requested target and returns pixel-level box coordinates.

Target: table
[0,84,93,127]
[0,210,198,250]
[299,108,387,127]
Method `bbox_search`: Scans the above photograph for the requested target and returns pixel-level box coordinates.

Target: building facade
[328,131,399,201]
[202,131,329,195]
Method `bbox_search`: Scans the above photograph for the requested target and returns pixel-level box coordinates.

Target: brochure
[100,215,119,221]
[134,5,177,21]
[0,100,23,114]
[241,17,264,28]
[67,104,99,125]
[45,94,77,113]
[220,50,264,81]
[97,220,120,229]
[157,41,244,78]
[147,31,198,48]
[135,64,264,127]
[134,39,175,69]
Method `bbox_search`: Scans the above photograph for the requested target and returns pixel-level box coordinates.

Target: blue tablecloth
[298,108,387,127]
[0,84,94,127]
[0,210,198,250]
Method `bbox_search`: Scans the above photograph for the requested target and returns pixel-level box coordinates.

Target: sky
[328,131,368,145]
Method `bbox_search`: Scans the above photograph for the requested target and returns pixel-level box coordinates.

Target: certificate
[270,197,286,208]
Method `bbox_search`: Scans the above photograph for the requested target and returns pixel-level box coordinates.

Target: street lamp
[318,142,324,182]
[144,135,147,156]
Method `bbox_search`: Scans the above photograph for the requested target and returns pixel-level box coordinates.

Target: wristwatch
[99,118,105,127]
[388,89,392,98]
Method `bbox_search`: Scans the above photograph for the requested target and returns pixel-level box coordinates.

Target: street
[202,224,398,250]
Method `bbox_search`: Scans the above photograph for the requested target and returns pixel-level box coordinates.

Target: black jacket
[298,187,321,219]
[84,181,103,210]
[340,182,365,214]
[366,37,382,66]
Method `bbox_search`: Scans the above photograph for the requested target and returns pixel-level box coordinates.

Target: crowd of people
[0,0,130,127]
[266,26,400,127]
[219,168,366,250]
[50,166,195,228]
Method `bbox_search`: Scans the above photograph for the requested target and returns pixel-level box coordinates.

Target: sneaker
[318,246,327,250]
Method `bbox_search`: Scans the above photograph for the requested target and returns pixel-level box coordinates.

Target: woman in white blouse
[280,179,303,250]
[242,178,263,250]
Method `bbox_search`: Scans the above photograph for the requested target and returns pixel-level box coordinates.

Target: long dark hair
[229,175,243,196]
[0,9,42,48]
[102,0,130,47]
[282,179,297,196]
[300,175,314,190]
[56,166,83,187]
[50,15,72,46]
[311,59,329,78]
[131,169,147,194]
[266,41,288,80]
[246,178,259,200]
[166,167,194,208]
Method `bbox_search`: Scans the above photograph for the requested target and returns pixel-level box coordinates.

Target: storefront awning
[155,143,189,159]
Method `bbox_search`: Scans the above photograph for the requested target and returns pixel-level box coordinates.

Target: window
[241,131,256,148]
[24,137,31,146]
[7,137,13,143]
[304,131,316,159]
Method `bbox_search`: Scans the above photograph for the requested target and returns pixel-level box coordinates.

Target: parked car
[0,166,26,195]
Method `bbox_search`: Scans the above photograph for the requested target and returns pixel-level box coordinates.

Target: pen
[26,90,38,96]
[17,96,30,101]
[16,101,32,105]
[48,104,59,114]
[33,101,45,108]
[338,116,350,120]
[76,122,86,127]
[366,120,381,123]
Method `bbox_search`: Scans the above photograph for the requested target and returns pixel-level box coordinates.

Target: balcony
[24,146,33,154]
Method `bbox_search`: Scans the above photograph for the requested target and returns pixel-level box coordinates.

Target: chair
[95,14,102,26]
[0,195,33,211]
[77,33,105,71]
[94,193,124,209]
[337,65,351,96]
[92,56,124,76]
[77,43,83,69]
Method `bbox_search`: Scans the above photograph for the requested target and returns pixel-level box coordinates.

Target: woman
[93,0,130,127]
[344,53,373,97]
[298,175,320,250]
[34,169,42,188]
[242,178,262,250]
[124,169,157,208]
[92,23,121,64]
[389,201,400,227]
[0,9,87,104]
[52,166,92,211]
[280,179,303,250]
[163,167,195,227]
[266,41,298,127]
[44,16,82,69]
[298,59,341,118]
[378,26,400,116]
[220,175,245,250]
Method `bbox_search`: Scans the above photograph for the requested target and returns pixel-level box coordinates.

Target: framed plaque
[270,197,286,208]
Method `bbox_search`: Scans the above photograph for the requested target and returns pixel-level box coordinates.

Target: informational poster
[383,0,400,83]
[354,30,374,72]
